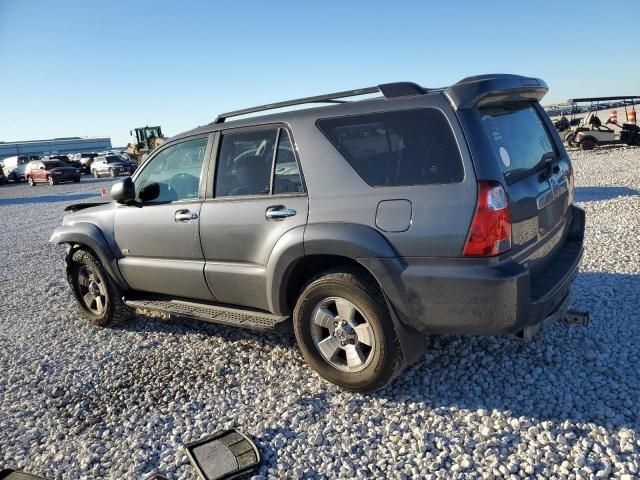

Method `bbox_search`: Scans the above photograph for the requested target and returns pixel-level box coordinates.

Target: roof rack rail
[213,82,426,123]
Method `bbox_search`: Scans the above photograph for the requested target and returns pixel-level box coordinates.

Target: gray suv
[91,155,137,178]
[51,74,585,392]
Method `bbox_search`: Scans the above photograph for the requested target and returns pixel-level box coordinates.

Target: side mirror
[138,182,160,202]
[111,177,135,204]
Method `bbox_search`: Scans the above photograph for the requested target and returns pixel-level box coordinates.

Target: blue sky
[1,1,638,146]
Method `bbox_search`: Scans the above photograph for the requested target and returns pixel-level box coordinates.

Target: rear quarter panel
[290,93,477,257]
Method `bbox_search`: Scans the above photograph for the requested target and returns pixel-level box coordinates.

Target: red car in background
[24,159,81,186]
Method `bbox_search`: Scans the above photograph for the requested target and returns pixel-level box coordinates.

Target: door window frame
[128,132,215,206]
[204,123,307,201]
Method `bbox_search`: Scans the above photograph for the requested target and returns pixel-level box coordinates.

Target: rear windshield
[317,108,464,187]
[480,102,556,179]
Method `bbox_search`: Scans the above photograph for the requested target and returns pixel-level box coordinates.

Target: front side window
[215,129,276,197]
[134,137,207,203]
[317,108,464,187]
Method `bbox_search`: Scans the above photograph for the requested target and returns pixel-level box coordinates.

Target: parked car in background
[0,164,7,185]
[79,152,99,173]
[91,154,137,178]
[0,155,41,182]
[25,159,81,186]
[46,154,82,169]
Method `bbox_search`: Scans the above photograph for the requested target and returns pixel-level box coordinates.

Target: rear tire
[27,176,35,187]
[293,269,404,393]
[48,176,55,186]
[93,170,99,178]
[109,168,115,178]
[68,249,131,327]
[580,138,597,151]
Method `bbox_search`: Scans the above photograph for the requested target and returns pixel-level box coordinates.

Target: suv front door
[200,127,308,311]
[114,134,214,300]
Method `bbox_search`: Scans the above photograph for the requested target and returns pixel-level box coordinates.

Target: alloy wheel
[77,265,107,315]
[310,296,376,372]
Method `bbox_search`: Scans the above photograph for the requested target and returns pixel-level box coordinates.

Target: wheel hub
[310,296,376,372]
[333,321,355,344]
[88,281,100,297]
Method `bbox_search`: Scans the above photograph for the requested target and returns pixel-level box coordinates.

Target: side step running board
[124,297,290,333]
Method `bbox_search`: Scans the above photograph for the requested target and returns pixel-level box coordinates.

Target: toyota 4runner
[51,74,585,393]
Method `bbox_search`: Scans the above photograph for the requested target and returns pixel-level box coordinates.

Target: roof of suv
[172,74,548,142]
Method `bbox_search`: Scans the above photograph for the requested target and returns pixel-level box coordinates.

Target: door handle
[175,209,198,222]
[265,206,297,220]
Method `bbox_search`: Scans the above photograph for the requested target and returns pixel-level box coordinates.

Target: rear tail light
[463,181,512,257]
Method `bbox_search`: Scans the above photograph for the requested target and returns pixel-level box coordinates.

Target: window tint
[273,130,303,194]
[480,101,556,179]
[134,137,207,203]
[316,108,463,187]
[215,129,276,197]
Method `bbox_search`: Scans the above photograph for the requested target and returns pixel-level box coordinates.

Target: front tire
[68,249,131,327]
[48,176,55,186]
[109,168,115,178]
[27,176,35,187]
[293,269,404,393]
[93,169,99,178]
[580,138,597,151]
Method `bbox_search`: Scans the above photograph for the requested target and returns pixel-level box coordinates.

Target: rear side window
[480,101,556,179]
[316,108,463,187]
[273,130,304,194]
[215,129,277,197]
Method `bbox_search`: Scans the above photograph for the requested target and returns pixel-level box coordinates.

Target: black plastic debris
[0,470,46,480]
[185,429,260,480]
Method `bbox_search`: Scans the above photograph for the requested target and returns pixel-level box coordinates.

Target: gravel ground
[0,149,639,479]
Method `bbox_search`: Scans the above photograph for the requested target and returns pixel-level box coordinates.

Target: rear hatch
[478,100,574,275]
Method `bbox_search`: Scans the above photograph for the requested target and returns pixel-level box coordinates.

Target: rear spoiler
[444,74,548,110]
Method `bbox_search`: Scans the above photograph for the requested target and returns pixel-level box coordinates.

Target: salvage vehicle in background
[0,164,7,185]
[46,154,82,169]
[51,74,586,393]
[25,159,81,186]
[90,154,137,178]
[0,155,40,182]
[79,152,99,173]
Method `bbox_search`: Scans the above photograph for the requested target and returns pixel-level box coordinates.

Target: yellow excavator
[126,126,166,162]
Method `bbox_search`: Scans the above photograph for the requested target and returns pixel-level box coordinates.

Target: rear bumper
[361,205,585,336]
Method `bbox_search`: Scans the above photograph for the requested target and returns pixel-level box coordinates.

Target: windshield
[480,101,556,179]
[44,161,64,169]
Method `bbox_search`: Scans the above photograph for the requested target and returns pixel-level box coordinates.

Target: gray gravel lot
[1,149,639,479]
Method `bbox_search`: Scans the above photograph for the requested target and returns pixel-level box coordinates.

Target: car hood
[63,201,115,223]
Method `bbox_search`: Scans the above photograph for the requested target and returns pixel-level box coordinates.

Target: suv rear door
[114,135,215,300]
[475,101,574,273]
[199,126,308,311]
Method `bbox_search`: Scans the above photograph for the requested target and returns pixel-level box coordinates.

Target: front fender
[50,223,129,289]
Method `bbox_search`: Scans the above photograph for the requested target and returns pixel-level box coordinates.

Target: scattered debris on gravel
[1,147,639,479]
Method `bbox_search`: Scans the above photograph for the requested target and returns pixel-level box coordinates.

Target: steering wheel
[232,148,259,164]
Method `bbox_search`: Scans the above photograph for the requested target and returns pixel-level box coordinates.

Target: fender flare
[266,222,425,365]
[49,223,129,289]
[266,223,398,314]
